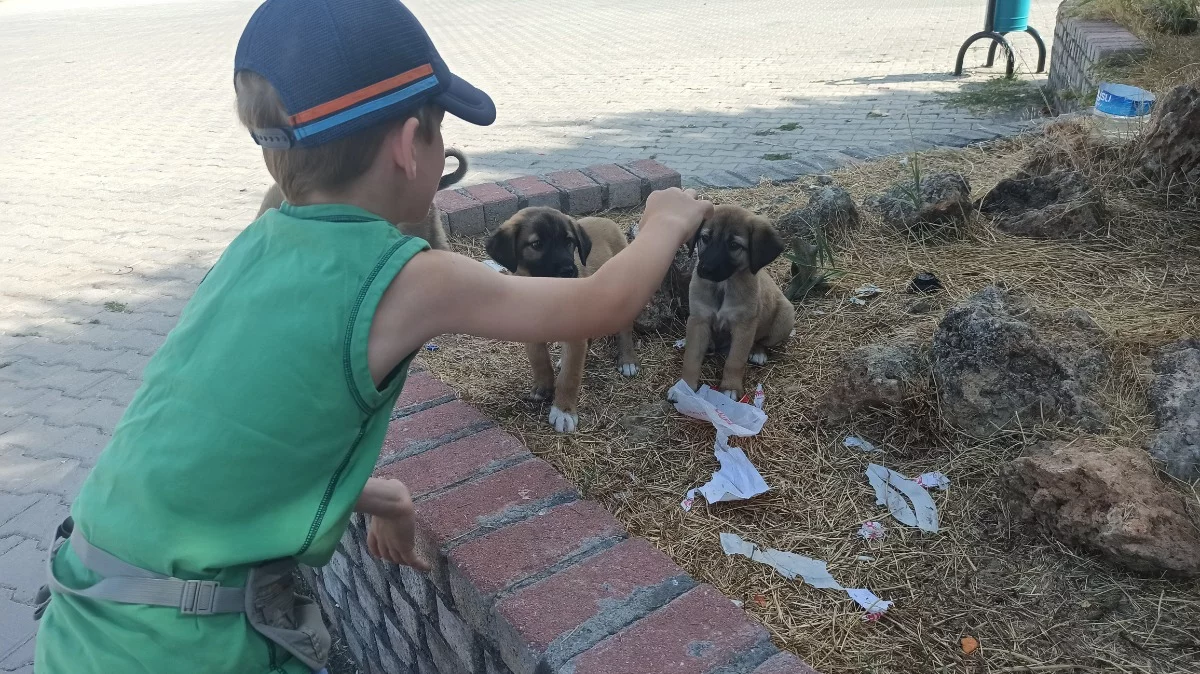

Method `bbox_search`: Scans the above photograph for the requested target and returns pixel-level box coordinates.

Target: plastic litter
[847,588,893,621]
[909,272,942,294]
[671,381,770,510]
[721,533,893,620]
[865,463,939,533]
[853,283,883,298]
[482,260,508,273]
[673,338,686,350]
[424,344,439,352]
[721,533,842,589]
[858,521,886,540]
[916,472,950,491]
[844,436,880,453]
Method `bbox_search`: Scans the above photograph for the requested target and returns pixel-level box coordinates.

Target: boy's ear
[748,216,785,274]
[486,218,522,273]
[570,219,593,266]
[391,117,422,179]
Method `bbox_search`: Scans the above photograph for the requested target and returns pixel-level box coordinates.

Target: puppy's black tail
[439,148,469,190]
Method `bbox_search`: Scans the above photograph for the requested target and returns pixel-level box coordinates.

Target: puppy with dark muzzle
[486,207,639,433]
[253,148,469,250]
[679,204,795,399]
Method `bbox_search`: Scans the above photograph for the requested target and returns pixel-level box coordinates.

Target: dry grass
[423,124,1200,673]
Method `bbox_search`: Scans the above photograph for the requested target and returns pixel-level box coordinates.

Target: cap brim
[436,74,496,126]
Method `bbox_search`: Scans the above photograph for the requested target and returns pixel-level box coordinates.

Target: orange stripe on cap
[288,64,435,126]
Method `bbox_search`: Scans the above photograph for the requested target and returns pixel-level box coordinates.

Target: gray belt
[35,517,244,618]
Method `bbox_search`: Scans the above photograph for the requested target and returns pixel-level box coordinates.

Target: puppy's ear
[486,217,522,273]
[748,216,785,274]
[571,218,593,266]
[688,221,706,256]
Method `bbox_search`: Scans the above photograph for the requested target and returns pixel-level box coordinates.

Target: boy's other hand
[640,188,714,246]
[364,480,430,571]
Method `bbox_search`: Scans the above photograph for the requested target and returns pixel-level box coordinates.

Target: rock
[1138,82,1200,197]
[1147,338,1200,480]
[979,169,1106,238]
[864,172,973,236]
[618,400,675,444]
[1000,440,1200,577]
[777,185,860,240]
[932,286,1109,436]
[627,226,692,332]
[824,339,929,421]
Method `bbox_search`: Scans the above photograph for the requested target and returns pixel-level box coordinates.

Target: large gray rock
[1138,82,1200,197]
[1001,440,1200,577]
[824,339,929,421]
[627,226,692,332]
[1148,338,1200,480]
[932,286,1109,436]
[864,172,973,236]
[979,169,1106,238]
[778,185,860,240]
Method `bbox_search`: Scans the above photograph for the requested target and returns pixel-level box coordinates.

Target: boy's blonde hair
[235,71,440,201]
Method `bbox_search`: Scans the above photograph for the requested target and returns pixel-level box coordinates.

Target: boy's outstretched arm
[368,188,713,383]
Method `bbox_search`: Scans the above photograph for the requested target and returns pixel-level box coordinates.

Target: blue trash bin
[992,0,1032,32]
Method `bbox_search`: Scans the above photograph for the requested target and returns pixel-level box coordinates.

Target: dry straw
[427,122,1200,673]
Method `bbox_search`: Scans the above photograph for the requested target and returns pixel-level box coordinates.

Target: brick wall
[300,363,819,674]
[1047,3,1146,110]
[432,159,683,237]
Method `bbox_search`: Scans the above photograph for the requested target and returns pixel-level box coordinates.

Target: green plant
[104,301,130,313]
[763,152,793,161]
[783,224,844,302]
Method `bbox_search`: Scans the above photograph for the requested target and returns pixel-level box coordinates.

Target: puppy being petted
[680,205,795,399]
[33,1,712,672]
[487,207,639,433]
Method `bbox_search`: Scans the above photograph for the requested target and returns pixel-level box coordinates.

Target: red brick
[451,501,624,597]
[568,586,770,674]
[752,652,820,674]
[622,159,683,199]
[416,460,574,544]
[545,170,603,215]
[378,400,491,462]
[434,189,486,237]
[463,183,520,232]
[493,539,689,673]
[503,176,563,210]
[395,371,456,413]
[374,427,528,498]
[581,163,642,209]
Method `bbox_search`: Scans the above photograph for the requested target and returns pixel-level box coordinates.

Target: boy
[32,0,712,672]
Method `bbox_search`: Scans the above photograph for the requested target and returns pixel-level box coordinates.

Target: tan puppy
[253,148,469,250]
[486,207,638,433]
[680,205,794,398]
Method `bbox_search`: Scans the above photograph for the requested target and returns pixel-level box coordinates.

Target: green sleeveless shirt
[35,202,428,674]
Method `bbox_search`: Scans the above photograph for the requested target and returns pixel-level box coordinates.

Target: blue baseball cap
[235,0,496,149]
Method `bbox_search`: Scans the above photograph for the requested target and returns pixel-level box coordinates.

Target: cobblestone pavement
[0,0,1060,669]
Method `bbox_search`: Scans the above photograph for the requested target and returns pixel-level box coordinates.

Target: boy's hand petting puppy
[641,188,714,246]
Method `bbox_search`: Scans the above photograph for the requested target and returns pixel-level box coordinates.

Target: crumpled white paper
[682,445,770,511]
[865,463,939,533]
[670,381,770,510]
[483,259,508,273]
[669,380,767,437]
[916,471,951,491]
[721,533,894,620]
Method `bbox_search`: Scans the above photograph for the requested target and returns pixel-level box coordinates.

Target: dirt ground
[424,129,1200,674]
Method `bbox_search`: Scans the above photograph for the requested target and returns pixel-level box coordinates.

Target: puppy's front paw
[618,361,639,377]
[548,406,578,433]
[748,350,768,366]
[528,386,554,402]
